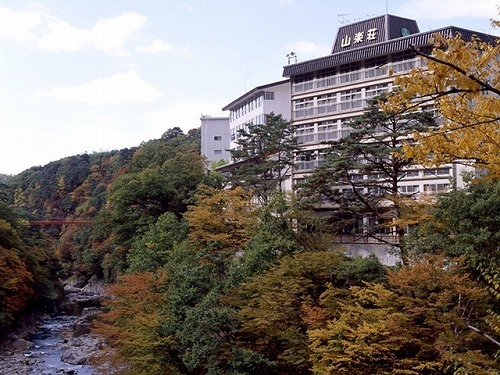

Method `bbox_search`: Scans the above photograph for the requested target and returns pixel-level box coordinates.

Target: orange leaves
[92,271,171,374]
[0,246,34,321]
[307,256,498,374]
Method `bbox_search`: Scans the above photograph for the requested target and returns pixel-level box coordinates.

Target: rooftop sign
[332,14,419,53]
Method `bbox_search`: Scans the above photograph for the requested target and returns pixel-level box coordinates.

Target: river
[0,312,99,375]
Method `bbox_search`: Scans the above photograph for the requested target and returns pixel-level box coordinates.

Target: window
[264,91,274,100]
[340,89,362,110]
[399,185,419,194]
[214,136,222,141]
[365,84,388,98]
[423,168,450,176]
[424,183,449,192]
[294,98,314,118]
[214,150,222,155]
[295,123,315,144]
[404,170,420,177]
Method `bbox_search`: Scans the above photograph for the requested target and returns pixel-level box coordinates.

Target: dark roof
[222,79,290,111]
[283,26,497,77]
[214,157,255,173]
[331,14,420,53]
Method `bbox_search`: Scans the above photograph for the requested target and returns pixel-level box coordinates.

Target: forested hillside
[0,128,204,328]
[1,122,498,374]
[1,29,499,373]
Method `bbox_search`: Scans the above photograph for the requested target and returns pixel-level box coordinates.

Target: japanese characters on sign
[341,28,378,48]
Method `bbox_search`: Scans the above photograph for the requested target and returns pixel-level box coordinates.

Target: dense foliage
[1,29,499,374]
[229,113,299,204]
[0,184,61,331]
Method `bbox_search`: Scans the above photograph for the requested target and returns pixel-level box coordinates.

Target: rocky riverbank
[0,280,114,375]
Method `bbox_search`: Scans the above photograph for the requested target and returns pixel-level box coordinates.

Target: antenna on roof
[337,13,351,24]
[386,0,389,14]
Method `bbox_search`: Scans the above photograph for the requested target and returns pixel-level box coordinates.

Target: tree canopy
[229,113,299,204]
[388,32,500,178]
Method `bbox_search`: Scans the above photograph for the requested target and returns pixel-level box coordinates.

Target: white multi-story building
[222,80,291,153]
[282,14,494,198]
[200,115,230,170]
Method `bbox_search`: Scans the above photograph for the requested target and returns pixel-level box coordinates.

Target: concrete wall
[200,116,230,169]
[333,243,402,266]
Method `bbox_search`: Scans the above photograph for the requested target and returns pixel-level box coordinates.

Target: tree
[157,242,242,374]
[235,251,385,375]
[301,95,435,242]
[0,221,34,330]
[403,180,500,271]
[92,271,177,375]
[388,31,500,178]
[308,256,499,374]
[229,113,300,204]
[184,185,257,270]
[226,192,302,286]
[108,148,204,244]
[127,212,188,273]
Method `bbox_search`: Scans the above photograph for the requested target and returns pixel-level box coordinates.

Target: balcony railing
[292,58,424,94]
[333,234,400,245]
[296,129,353,144]
[293,99,364,120]
[295,159,328,172]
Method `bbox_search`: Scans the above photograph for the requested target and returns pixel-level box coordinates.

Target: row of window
[294,84,388,109]
[230,114,266,141]
[229,91,274,121]
[293,85,389,120]
[292,180,450,195]
[292,55,421,94]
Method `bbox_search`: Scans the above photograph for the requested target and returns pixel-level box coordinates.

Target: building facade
[222,79,291,153]
[282,14,493,199]
[200,115,230,170]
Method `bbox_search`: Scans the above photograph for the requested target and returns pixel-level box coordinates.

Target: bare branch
[409,45,500,97]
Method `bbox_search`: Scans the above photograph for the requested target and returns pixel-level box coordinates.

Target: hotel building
[282,14,494,199]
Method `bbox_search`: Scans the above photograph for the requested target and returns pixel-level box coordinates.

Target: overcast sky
[0,0,497,175]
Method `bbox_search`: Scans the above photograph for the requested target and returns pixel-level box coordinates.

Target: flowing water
[27,314,96,375]
[0,313,98,375]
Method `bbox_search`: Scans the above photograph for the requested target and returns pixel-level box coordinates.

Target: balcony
[292,58,423,94]
[293,99,364,120]
[296,129,353,145]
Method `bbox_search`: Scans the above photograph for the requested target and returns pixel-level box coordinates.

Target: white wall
[200,117,230,169]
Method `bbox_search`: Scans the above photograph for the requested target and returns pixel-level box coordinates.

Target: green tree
[108,148,204,244]
[404,180,500,270]
[227,192,302,286]
[229,113,300,204]
[308,256,498,374]
[301,95,435,244]
[235,251,385,375]
[127,212,188,273]
[299,95,435,258]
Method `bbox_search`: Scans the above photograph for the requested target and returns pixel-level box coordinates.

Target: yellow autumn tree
[388,30,499,178]
[308,256,499,374]
[184,185,258,255]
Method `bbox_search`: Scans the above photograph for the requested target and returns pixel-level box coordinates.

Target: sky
[0,0,498,175]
